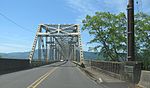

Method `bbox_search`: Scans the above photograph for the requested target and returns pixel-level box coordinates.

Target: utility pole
[127,0,135,61]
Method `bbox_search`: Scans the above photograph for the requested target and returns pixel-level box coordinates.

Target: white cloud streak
[66,0,128,23]
[66,0,98,23]
[66,0,150,23]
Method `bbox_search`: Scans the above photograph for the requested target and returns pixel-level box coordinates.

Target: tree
[134,13,150,54]
[82,12,127,61]
[134,12,150,70]
[82,12,150,62]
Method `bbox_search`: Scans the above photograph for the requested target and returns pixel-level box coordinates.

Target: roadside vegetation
[82,12,150,70]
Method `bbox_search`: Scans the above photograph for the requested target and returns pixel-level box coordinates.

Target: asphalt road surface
[0,61,101,88]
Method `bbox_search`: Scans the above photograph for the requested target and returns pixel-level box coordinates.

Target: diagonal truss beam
[28,24,84,64]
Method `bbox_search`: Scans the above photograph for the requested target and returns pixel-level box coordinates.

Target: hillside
[0,51,101,60]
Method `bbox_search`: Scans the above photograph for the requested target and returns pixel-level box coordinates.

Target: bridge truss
[29,24,84,64]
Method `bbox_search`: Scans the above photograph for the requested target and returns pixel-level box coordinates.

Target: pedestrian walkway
[82,67,128,88]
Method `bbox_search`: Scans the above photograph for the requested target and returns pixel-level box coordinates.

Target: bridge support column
[38,36,41,61]
[46,30,48,63]
[52,37,54,61]
[49,37,52,61]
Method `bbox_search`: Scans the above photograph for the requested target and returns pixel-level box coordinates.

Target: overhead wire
[0,12,34,33]
[0,11,36,51]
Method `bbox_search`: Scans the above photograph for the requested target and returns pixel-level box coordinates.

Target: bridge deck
[0,61,99,88]
[0,61,127,88]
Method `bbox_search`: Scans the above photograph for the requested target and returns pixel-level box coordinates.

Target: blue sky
[0,0,150,53]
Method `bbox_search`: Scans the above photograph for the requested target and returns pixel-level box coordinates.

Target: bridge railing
[0,58,59,75]
[84,59,142,84]
[91,60,123,74]
[0,58,30,75]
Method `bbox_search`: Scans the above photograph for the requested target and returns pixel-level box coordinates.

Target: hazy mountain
[0,52,29,59]
[0,51,101,60]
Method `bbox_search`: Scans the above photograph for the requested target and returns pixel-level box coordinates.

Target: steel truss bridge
[28,24,84,64]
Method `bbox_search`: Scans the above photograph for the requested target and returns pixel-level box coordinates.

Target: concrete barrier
[0,58,30,75]
[0,58,60,75]
[138,70,150,88]
[84,60,142,84]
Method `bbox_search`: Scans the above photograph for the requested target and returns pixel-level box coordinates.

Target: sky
[0,0,150,53]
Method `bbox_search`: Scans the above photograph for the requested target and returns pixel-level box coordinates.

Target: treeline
[82,12,150,70]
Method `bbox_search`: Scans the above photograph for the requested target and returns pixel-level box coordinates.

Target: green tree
[82,12,127,61]
[82,12,150,62]
[135,13,150,54]
[134,13,150,70]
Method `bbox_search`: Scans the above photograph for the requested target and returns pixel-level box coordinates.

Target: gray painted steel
[29,24,84,64]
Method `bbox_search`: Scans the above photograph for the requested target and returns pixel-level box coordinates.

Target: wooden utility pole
[127,0,135,61]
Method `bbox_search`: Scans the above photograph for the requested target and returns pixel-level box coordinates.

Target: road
[0,61,101,88]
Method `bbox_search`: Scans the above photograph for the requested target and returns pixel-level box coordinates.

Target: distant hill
[83,51,104,60]
[0,52,29,59]
[0,51,102,60]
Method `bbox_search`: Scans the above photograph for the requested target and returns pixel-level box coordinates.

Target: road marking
[27,67,58,88]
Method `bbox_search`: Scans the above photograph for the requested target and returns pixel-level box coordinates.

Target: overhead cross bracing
[28,24,84,64]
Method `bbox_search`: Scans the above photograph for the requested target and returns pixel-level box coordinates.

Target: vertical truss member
[28,24,84,64]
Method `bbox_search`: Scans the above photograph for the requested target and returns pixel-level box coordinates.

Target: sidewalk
[81,66,128,88]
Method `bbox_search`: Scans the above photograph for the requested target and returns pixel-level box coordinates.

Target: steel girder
[28,24,84,64]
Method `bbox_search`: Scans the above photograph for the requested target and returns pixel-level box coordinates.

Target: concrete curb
[138,70,150,88]
[77,66,104,85]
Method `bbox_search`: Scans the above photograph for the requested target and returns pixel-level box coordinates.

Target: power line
[0,12,34,33]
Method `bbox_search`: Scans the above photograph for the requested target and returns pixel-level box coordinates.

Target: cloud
[66,0,128,23]
[66,0,150,23]
[66,0,98,23]
[66,0,97,14]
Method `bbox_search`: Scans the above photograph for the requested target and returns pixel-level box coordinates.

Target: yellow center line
[27,71,50,88]
[27,67,58,88]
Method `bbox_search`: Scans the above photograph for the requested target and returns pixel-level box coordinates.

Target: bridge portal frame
[28,24,84,64]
